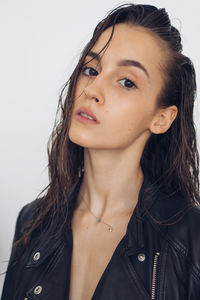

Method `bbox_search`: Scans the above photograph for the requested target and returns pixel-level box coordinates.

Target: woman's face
[69,23,167,150]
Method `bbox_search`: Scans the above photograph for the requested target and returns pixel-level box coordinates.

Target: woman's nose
[83,88,99,102]
[83,76,104,104]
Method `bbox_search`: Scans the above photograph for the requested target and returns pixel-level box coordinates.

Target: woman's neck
[76,148,144,219]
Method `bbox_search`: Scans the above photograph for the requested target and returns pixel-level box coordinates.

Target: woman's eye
[119,78,137,89]
[82,67,98,77]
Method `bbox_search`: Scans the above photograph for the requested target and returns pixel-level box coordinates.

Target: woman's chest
[68,240,118,300]
[68,212,130,300]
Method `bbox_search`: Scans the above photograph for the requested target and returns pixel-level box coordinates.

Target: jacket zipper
[151,252,160,300]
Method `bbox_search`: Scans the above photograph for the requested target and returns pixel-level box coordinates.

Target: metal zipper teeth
[151,252,160,300]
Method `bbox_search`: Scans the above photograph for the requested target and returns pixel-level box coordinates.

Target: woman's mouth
[75,106,100,125]
[75,112,99,125]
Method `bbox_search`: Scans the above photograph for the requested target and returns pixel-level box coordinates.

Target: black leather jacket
[2,173,200,300]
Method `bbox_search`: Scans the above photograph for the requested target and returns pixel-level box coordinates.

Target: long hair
[14,3,199,254]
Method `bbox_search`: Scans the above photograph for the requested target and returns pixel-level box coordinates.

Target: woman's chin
[69,133,92,148]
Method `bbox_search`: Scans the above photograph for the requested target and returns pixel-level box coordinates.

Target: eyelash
[81,66,137,90]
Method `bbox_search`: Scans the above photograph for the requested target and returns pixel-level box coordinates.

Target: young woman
[2,3,200,300]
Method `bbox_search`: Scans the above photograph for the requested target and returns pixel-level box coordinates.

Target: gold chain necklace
[82,198,113,232]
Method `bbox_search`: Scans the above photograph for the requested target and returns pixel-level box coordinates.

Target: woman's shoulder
[165,204,200,246]
[150,190,200,270]
[148,189,200,254]
[149,187,200,228]
[14,198,41,238]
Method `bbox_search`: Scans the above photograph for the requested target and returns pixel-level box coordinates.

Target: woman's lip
[75,106,100,123]
[75,113,100,125]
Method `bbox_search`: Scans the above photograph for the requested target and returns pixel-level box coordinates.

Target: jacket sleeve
[1,201,36,300]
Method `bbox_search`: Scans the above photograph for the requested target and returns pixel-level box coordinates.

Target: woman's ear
[150,105,178,134]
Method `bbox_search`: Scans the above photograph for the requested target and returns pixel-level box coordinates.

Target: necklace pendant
[98,218,101,223]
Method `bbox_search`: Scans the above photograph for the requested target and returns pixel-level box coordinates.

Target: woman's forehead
[92,24,166,62]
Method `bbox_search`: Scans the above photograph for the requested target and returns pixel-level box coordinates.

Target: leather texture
[2,172,200,300]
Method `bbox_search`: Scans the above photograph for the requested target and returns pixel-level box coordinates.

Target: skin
[68,23,178,225]
[68,24,178,300]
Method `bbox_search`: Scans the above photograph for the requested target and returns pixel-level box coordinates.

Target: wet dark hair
[14,3,199,256]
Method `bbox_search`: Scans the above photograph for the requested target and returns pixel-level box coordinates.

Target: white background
[0,0,199,293]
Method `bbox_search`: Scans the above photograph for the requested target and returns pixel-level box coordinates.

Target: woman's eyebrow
[86,51,101,62]
[86,50,150,80]
[117,59,150,80]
